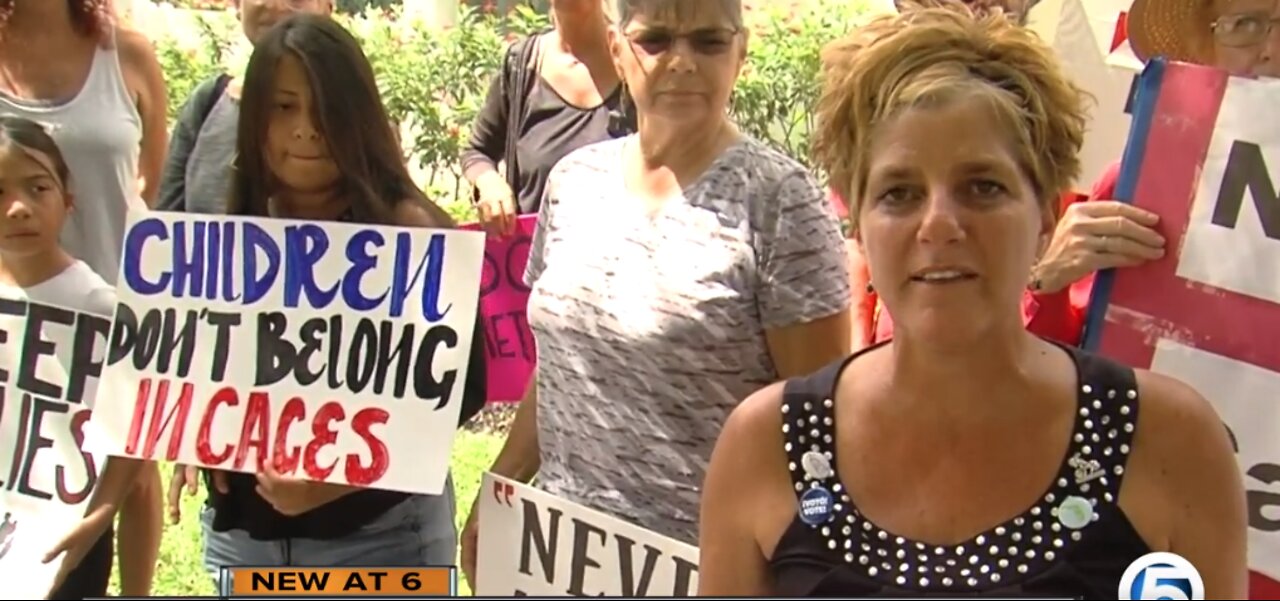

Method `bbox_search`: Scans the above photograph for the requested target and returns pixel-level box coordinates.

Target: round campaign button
[801,451,834,480]
[798,486,835,526]
[1056,495,1094,530]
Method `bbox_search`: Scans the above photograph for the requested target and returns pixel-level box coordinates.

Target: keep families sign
[0,297,110,598]
[1083,59,1280,598]
[461,216,537,403]
[91,212,484,495]
[476,473,700,596]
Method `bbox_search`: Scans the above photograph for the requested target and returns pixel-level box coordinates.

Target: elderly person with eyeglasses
[1022,0,1279,321]
[458,0,853,589]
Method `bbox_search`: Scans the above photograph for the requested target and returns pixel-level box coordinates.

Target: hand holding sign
[42,503,113,597]
[475,173,518,237]
[255,461,358,517]
[167,464,228,524]
[1035,201,1166,293]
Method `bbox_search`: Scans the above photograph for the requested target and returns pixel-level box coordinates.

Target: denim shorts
[200,474,457,589]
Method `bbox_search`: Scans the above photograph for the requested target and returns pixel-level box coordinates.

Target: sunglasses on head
[623,26,740,56]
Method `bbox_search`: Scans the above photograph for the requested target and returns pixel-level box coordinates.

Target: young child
[0,115,155,599]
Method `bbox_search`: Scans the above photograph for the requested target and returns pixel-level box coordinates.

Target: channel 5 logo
[1119,552,1205,600]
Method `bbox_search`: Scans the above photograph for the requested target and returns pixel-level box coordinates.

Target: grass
[106,408,512,597]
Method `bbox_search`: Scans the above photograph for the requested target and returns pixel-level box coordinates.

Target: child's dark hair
[228,13,454,228]
[0,116,72,190]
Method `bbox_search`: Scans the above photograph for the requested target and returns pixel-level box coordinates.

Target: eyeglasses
[622,27,740,57]
[1212,12,1280,47]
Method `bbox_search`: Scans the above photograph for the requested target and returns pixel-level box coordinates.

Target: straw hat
[1127,0,1216,64]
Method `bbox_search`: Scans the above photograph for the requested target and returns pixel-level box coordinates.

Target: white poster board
[91,212,485,495]
[1030,0,1141,193]
[476,473,701,596]
[0,298,111,598]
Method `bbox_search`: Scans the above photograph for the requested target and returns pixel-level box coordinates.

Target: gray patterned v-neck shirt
[524,135,851,544]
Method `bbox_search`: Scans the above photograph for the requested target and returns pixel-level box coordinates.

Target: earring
[866,282,875,295]
[608,82,636,137]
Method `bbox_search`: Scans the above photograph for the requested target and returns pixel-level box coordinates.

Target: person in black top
[166,14,487,579]
[696,5,1247,598]
[459,0,629,237]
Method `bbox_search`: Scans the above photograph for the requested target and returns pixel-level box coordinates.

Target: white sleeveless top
[0,30,144,285]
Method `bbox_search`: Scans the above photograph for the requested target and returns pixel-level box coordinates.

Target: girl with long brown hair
[167,13,487,584]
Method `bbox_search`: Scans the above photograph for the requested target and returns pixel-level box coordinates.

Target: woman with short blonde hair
[697,5,1247,597]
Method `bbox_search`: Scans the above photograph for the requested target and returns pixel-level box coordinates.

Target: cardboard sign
[1082,59,1280,598]
[91,212,485,496]
[461,216,538,403]
[476,473,700,596]
[0,298,111,598]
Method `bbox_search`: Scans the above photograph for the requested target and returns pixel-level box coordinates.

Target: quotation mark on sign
[492,481,516,507]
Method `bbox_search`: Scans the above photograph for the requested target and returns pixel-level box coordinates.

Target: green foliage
[152,0,874,211]
[733,0,881,176]
[154,13,238,121]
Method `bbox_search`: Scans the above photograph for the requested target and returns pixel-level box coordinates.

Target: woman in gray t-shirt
[460,0,853,586]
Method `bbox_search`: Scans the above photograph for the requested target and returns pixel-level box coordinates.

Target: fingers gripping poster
[1083,59,1280,598]
[0,298,110,598]
[91,212,485,495]
[476,473,700,597]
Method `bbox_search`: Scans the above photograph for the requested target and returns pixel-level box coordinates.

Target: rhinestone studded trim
[781,383,1139,590]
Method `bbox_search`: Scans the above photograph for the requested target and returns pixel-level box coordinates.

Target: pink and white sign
[1084,60,1280,598]
[462,216,538,403]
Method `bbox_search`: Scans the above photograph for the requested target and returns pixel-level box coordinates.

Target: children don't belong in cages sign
[92,212,485,496]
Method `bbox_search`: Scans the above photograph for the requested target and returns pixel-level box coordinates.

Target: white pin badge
[1056,496,1094,530]
[801,451,833,480]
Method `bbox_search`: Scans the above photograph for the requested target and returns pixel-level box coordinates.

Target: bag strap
[502,31,548,200]
[193,74,231,132]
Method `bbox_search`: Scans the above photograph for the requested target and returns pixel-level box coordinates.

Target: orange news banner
[225,567,456,597]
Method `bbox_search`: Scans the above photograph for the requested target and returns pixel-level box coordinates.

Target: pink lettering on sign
[462,216,538,403]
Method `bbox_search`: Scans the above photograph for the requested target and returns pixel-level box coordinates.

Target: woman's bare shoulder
[1127,367,1242,514]
[115,27,160,65]
[711,382,792,491]
[724,382,789,447]
[1125,369,1249,598]
[1131,369,1228,449]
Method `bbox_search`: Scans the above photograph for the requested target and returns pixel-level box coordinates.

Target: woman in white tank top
[0,0,168,597]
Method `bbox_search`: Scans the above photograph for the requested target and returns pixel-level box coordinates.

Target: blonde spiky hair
[813,2,1092,230]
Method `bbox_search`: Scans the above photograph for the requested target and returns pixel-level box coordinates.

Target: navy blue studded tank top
[768,342,1152,598]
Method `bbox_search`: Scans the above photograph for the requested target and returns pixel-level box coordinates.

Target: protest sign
[1082,59,1280,598]
[461,216,537,403]
[0,297,111,598]
[476,473,699,596]
[91,212,485,495]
